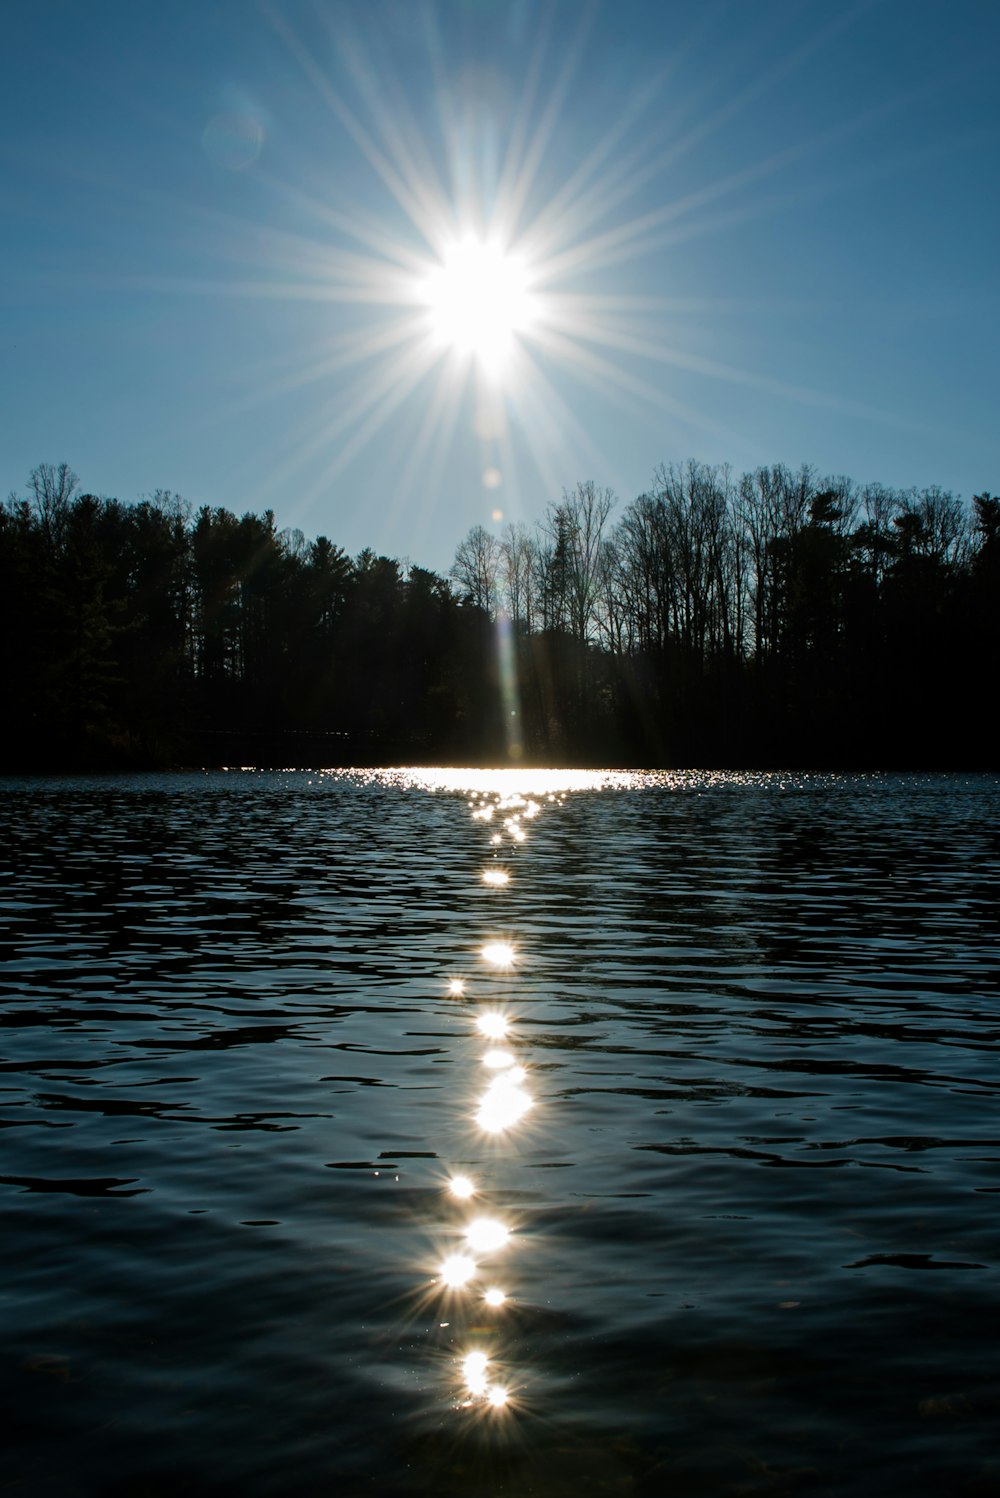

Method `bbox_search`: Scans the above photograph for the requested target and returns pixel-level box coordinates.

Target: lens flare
[447,978,466,997]
[484,1287,506,1308]
[449,1174,475,1199]
[487,1384,509,1408]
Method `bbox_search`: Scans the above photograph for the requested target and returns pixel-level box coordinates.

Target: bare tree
[498,522,539,632]
[894,487,970,568]
[736,463,814,661]
[29,462,78,548]
[450,524,500,616]
[539,481,615,643]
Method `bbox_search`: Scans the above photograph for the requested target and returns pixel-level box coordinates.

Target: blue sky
[2,0,997,572]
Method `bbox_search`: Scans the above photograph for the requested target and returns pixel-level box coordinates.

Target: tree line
[1,460,996,770]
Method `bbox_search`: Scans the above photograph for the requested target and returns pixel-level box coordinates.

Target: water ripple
[0,769,998,1494]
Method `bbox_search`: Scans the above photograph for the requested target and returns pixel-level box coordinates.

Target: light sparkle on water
[481,941,516,970]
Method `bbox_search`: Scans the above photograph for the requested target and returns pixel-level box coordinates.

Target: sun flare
[419,236,537,378]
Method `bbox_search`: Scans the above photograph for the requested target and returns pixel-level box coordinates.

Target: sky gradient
[3,0,998,572]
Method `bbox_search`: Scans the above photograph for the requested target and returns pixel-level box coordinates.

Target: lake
[1,768,998,1496]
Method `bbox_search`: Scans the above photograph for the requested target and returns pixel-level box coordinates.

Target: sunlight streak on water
[392,768,642,796]
[419,775,566,1430]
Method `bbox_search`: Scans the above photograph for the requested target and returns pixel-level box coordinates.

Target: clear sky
[3,0,998,573]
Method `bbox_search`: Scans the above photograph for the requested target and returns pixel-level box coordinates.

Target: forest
[1,459,996,771]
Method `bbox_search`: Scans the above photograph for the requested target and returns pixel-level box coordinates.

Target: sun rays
[169,2,919,533]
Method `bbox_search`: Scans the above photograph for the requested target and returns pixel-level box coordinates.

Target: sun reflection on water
[482,1048,516,1070]
[441,1253,478,1288]
[476,1012,510,1040]
[465,1217,510,1254]
[476,1075,533,1134]
[481,941,516,970]
[462,1350,490,1397]
[421,773,592,1426]
[393,767,640,797]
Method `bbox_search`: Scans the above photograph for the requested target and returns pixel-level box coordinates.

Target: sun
[419,236,537,379]
[221,5,832,511]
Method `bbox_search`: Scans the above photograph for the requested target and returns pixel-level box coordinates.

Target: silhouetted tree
[3,457,996,772]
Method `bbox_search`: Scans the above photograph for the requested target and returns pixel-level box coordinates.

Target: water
[1,768,998,1496]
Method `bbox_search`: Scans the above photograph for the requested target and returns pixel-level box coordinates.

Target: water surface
[1,769,998,1495]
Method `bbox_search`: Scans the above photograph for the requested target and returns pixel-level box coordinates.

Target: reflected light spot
[465,1217,510,1253]
[484,1287,506,1308]
[397,770,635,797]
[462,1350,490,1396]
[449,1174,475,1199]
[483,1049,515,1070]
[481,868,510,887]
[477,1077,533,1133]
[447,978,466,997]
[490,833,502,846]
[481,941,516,970]
[487,1384,509,1408]
[477,1012,509,1040]
[441,1254,477,1288]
